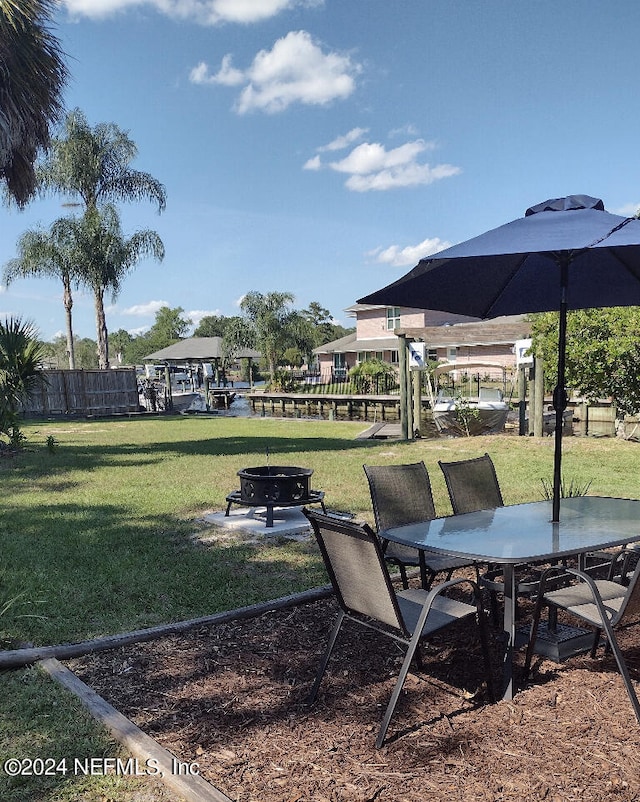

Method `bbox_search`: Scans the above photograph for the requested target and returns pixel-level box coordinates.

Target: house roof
[313,315,530,356]
[400,315,531,347]
[144,337,261,362]
[313,332,402,355]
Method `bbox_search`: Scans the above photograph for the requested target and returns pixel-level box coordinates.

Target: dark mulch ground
[67,581,640,802]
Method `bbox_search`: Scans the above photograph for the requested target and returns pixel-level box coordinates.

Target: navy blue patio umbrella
[359,195,640,521]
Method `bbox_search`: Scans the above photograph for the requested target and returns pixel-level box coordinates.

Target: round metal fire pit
[225,466,324,527]
[238,466,313,505]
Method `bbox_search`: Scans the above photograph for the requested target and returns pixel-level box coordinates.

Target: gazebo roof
[144,337,260,362]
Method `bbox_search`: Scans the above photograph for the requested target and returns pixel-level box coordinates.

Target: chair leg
[422,569,436,590]
[598,619,640,724]
[307,611,345,705]
[489,589,501,626]
[523,590,547,680]
[376,630,422,748]
[384,558,409,589]
[419,552,429,589]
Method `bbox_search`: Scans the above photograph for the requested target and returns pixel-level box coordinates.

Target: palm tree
[36,108,167,367]
[4,218,80,368]
[0,0,67,207]
[38,108,167,213]
[0,316,46,443]
[67,205,165,368]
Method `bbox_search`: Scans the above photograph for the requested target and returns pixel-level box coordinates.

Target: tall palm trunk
[62,270,75,369]
[93,287,109,369]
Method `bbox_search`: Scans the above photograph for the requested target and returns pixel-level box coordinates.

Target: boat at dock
[432,387,510,436]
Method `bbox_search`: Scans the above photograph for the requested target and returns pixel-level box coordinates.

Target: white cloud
[62,0,323,25]
[317,127,368,152]
[369,237,453,268]
[314,138,460,192]
[303,154,322,171]
[190,55,244,86]
[191,30,361,114]
[612,202,640,217]
[330,141,432,176]
[62,0,140,17]
[188,309,221,327]
[346,162,460,192]
[121,300,169,317]
[389,124,419,138]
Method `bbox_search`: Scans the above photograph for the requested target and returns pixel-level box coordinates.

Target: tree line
[47,298,353,384]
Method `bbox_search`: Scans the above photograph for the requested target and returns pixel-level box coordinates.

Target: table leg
[417,551,428,588]
[501,563,516,701]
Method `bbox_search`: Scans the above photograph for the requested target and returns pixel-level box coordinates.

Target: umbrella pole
[552,255,570,521]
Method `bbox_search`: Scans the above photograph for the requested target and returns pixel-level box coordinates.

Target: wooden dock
[356,422,403,440]
[246,391,401,423]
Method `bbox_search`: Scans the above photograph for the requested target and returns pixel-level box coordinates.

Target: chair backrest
[364,462,436,532]
[438,452,504,515]
[614,561,640,628]
[303,508,408,635]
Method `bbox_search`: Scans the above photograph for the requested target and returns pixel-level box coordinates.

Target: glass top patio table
[381,496,640,564]
[381,496,640,700]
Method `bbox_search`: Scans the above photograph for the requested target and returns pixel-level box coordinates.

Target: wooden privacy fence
[22,369,140,417]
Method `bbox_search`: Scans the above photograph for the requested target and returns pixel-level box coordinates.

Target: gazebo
[144,337,261,388]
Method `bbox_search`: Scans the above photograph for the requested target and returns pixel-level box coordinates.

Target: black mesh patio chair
[589,541,640,583]
[303,507,494,748]
[364,462,474,589]
[524,563,640,723]
[438,452,504,515]
[438,453,539,623]
[617,543,640,583]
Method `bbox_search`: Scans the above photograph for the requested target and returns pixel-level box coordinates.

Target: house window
[333,353,347,380]
[357,351,384,363]
[386,307,401,330]
[447,346,457,362]
[427,349,437,363]
[390,350,399,364]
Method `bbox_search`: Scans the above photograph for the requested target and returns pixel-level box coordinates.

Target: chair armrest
[420,576,485,613]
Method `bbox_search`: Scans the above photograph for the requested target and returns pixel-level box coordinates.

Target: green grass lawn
[3,414,640,800]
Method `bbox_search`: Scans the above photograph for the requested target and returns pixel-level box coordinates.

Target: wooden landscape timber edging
[39,657,231,802]
[0,584,333,669]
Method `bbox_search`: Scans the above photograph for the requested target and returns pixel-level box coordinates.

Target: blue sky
[3,0,640,342]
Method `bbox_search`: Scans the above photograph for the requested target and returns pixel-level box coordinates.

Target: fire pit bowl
[225,466,325,527]
[238,466,313,505]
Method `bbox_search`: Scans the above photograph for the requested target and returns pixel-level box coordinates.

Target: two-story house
[313,304,482,379]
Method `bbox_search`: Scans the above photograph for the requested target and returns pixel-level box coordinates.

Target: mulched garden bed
[67,588,640,802]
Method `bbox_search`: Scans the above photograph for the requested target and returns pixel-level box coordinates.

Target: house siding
[356,308,394,338]
[354,307,476,339]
